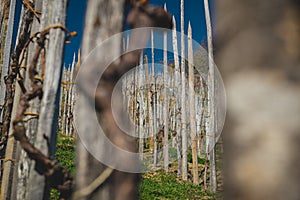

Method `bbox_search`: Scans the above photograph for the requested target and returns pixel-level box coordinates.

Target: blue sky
[64,0,213,64]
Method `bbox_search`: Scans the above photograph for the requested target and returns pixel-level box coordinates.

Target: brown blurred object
[75,0,172,199]
[215,0,300,200]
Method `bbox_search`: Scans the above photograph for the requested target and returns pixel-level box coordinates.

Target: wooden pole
[0,2,31,198]
[27,0,68,198]
[67,55,76,136]
[15,1,43,199]
[180,0,188,181]
[163,4,169,173]
[0,0,16,125]
[150,31,158,167]
[188,22,199,185]
[204,0,217,192]
[138,55,144,160]
[62,67,68,134]
[172,15,182,177]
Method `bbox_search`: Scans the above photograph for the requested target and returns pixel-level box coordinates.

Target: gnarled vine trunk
[75,0,140,199]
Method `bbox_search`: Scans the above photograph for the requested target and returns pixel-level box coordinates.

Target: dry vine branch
[91,1,173,112]
[0,2,34,157]
[74,1,172,199]
[10,24,76,200]
[0,0,49,153]
[21,0,41,22]
[72,167,114,200]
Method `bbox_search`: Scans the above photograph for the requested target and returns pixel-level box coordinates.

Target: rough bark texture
[27,0,68,199]
[0,0,21,157]
[0,0,73,199]
[16,1,42,199]
[0,2,32,199]
[216,0,300,199]
[13,23,74,200]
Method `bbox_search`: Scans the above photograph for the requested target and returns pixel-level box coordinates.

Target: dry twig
[11,24,76,199]
[0,2,34,157]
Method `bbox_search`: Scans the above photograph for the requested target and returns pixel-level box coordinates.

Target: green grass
[187,151,206,165]
[140,171,216,200]
[54,134,75,173]
[50,134,75,199]
[51,134,218,199]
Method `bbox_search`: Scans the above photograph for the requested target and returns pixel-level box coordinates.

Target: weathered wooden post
[26,0,69,198]
[203,0,217,192]
[180,0,188,181]
[163,4,169,172]
[0,0,16,127]
[172,16,182,177]
[188,22,199,185]
[14,1,43,199]
[0,1,33,198]
[138,56,144,160]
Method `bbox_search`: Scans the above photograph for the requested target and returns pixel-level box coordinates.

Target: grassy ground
[140,171,216,200]
[50,134,220,199]
[50,134,75,199]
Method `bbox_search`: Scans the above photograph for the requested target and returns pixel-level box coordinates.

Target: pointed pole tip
[188,21,192,31]
[172,16,177,30]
